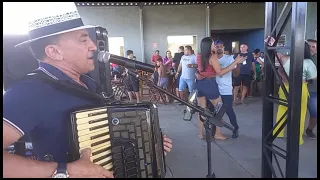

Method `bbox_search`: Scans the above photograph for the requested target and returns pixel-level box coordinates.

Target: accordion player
[3,1,169,177]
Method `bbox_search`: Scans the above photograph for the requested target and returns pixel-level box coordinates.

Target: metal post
[261,2,277,178]
[205,6,210,37]
[139,7,145,63]
[285,2,307,178]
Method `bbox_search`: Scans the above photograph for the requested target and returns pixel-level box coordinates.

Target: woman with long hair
[249,48,264,97]
[272,41,317,145]
[195,37,244,140]
[163,50,173,69]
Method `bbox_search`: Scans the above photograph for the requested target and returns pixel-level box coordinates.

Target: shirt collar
[38,62,97,92]
[38,61,72,81]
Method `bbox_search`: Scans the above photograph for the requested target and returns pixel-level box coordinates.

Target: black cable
[166,164,174,178]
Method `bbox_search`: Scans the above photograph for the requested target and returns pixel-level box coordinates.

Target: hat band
[28,18,84,40]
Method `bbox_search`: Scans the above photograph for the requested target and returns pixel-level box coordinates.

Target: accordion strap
[19,69,109,105]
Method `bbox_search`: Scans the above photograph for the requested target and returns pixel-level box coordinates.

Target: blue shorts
[194,77,220,100]
[307,92,317,118]
[153,71,159,85]
[179,78,195,93]
[159,77,168,89]
[175,74,181,88]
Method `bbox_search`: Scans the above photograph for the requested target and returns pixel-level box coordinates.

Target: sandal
[198,134,204,140]
[214,135,228,140]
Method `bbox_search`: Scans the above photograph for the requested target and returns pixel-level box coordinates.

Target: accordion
[68,103,166,178]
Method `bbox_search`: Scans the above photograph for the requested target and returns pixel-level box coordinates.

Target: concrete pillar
[139,7,145,63]
[205,5,210,37]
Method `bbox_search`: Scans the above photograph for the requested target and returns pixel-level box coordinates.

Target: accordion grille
[69,105,162,178]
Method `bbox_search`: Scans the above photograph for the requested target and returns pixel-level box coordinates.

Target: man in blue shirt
[232,43,256,105]
[3,2,172,178]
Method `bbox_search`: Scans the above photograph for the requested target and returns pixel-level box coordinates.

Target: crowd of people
[130,40,262,140]
[114,37,317,142]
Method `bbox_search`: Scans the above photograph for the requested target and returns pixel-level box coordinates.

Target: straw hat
[14,2,97,47]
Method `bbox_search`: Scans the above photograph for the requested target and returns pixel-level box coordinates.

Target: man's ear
[44,45,63,61]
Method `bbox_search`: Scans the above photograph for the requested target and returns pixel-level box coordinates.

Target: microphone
[98,51,155,73]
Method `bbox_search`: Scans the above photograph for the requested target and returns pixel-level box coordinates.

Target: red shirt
[111,63,117,68]
[152,55,162,64]
[196,54,216,77]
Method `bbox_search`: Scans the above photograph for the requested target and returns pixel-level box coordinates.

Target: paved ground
[154,97,317,178]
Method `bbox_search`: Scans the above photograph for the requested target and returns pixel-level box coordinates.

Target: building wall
[210,3,265,30]
[143,5,206,63]
[306,2,317,40]
[77,3,316,63]
[77,6,143,61]
[214,29,265,53]
[211,2,317,50]
[277,2,317,47]
[240,29,265,52]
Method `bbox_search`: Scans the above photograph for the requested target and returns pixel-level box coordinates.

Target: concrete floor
[155,97,317,178]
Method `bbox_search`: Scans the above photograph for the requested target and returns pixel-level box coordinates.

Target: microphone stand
[203,119,216,178]
[126,70,234,178]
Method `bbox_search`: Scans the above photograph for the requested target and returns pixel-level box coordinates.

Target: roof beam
[75,2,254,7]
[139,2,144,9]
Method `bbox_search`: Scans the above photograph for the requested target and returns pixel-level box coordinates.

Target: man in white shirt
[216,43,242,138]
[175,45,197,101]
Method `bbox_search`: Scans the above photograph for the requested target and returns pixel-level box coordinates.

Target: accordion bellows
[68,103,166,178]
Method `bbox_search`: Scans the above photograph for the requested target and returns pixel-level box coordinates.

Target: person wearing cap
[215,40,243,139]
[194,38,245,140]
[3,2,172,178]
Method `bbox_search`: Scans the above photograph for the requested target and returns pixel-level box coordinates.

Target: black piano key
[90,132,109,140]
[88,110,107,117]
[99,159,112,167]
[93,153,112,163]
[92,146,111,156]
[91,138,110,147]
[89,124,108,131]
[88,117,108,124]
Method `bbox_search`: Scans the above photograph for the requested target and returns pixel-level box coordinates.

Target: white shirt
[216,55,236,95]
[259,57,264,62]
[180,54,197,79]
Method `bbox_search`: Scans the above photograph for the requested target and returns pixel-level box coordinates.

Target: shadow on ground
[156,97,317,178]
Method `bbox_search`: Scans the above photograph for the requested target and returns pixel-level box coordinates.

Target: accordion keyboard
[74,108,113,171]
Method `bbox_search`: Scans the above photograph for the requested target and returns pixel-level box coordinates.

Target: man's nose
[88,38,97,51]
